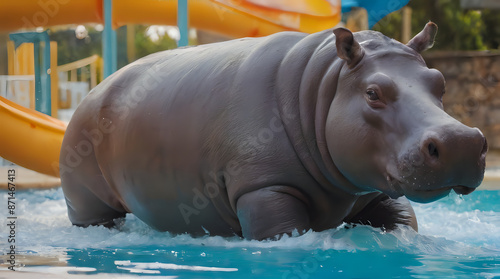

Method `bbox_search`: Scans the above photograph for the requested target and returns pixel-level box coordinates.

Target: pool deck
[1,149,500,190]
[0,165,61,190]
[481,149,500,190]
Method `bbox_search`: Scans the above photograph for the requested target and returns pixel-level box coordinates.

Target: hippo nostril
[428,142,439,159]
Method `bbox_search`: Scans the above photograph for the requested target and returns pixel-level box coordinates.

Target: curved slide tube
[0,0,340,37]
[0,96,66,177]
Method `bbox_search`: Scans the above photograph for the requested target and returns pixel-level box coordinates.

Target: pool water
[1,188,499,278]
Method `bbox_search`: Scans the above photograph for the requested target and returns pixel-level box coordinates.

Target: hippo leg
[61,143,127,228]
[62,172,126,228]
[345,194,418,231]
[236,186,310,240]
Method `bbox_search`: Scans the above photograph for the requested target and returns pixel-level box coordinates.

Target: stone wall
[424,51,500,150]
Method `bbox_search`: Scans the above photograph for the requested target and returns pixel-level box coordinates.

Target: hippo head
[326,22,487,203]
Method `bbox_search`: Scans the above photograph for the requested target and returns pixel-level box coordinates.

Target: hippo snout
[421,126,487,165]
[422,125,486,186]
[398,125,487,202]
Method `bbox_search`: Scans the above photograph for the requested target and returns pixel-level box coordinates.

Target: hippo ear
[406,22,438,53]
[333,28,364,68]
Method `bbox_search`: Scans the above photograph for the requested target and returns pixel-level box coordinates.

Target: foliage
[50,25,180,68]
[49,26,102,66]
[481,9,500,49]
[373,0,500,51]
[133,25,178,60]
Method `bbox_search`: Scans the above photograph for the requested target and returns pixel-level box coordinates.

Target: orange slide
[0,0,340,37]
[0,96,66,177]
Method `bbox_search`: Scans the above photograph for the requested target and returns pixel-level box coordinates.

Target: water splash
[1,188,499,278]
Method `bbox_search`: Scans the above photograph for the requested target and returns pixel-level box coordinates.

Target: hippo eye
[366,89,379,101]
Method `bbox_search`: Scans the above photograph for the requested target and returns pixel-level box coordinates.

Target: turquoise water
[1,188,499,278]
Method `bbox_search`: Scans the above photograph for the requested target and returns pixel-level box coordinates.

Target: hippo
[60,22,487,240]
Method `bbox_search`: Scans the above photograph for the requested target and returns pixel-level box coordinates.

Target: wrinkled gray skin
[60,22,487,240]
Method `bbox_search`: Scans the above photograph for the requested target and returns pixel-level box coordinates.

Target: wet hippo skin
[60,22,487,240]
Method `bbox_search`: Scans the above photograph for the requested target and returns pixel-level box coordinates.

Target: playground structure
[0,0,410,179]
[1,36,102,178]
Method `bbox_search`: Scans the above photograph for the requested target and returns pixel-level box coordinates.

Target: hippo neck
[275,30,359,196]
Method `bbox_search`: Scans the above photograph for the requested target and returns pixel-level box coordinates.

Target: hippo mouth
[452,185,476,195]
[399,184,477,203]
[416,185,476,196]
[385,173,477,202]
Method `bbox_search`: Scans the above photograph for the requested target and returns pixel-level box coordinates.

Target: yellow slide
[0,0,340,178]
[0,96,66,177]
[113,0,340,38]
[0,0,340,37]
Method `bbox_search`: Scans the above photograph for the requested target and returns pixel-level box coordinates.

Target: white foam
[1,188,498,258]
[412,201,500,247]
[115,260,238,272]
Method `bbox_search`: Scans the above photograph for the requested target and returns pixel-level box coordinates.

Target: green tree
[373,0,500,51]
[133,25,178,60]
[49,26,103,66]
[50,24,181,68]
[481,9,500,49]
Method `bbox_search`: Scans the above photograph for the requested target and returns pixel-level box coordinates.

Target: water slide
[0,96,66,177]
[0,0,341,37]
